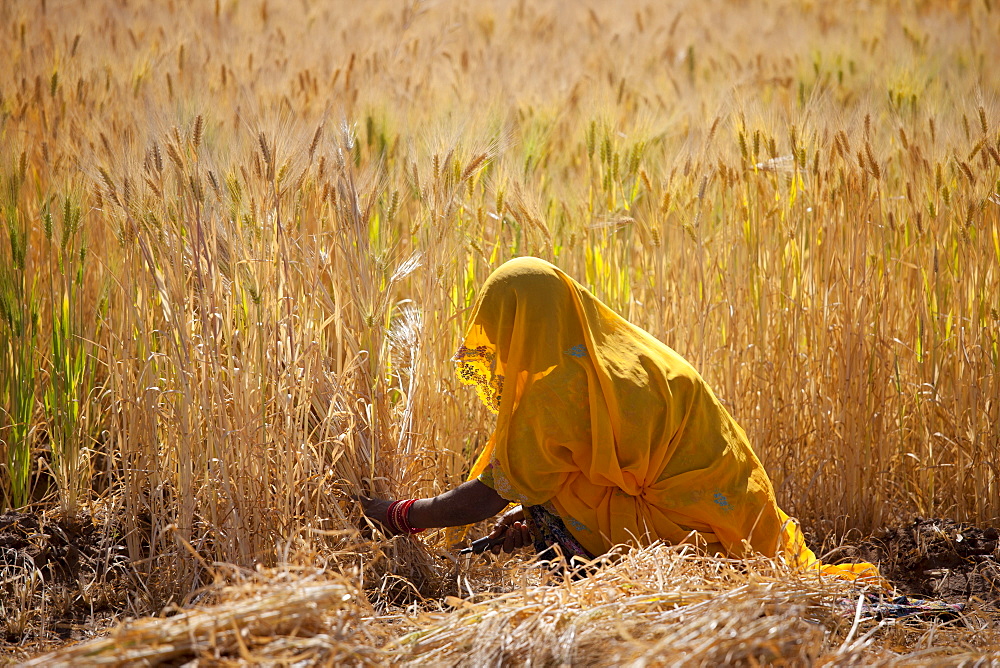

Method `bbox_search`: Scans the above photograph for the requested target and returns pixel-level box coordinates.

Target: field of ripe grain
[2,0,999,663]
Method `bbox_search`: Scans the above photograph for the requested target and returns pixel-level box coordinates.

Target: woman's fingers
[501,505,525,524]
[488,525,507,554]
[489,521,531,554]
[488,512,514,541]
[517,522,531,548]
[485,507,531,554]
[502,524,518,553]
[356,496,395,532]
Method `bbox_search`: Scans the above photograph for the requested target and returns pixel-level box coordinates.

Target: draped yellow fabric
[455,257,883,585]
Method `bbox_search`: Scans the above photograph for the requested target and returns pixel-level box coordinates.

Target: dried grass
[19,567,377,667]
[21,544,1000,666]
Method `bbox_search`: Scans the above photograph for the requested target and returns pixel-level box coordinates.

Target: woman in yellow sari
[361,257,880,582]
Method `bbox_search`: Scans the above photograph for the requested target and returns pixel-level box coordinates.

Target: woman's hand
[356,496,398,534]
[487,505,532,554]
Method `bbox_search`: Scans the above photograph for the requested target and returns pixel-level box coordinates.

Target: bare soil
[0,511,131,653]
[830,517,1000,609]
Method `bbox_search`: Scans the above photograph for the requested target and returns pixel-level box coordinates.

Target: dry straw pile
[24,546,1000,665]
[1,0,998,663]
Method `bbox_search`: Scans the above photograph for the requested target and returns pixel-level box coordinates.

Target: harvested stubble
[18,568,378,667]
[389,546,844,667]
[22,543,1000,666]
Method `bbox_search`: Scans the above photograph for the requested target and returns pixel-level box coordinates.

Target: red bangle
[385,498,424,534]
[400,498,424,534]
[383,498,426,535]
[394,499,408,533]
[385,500,403,533]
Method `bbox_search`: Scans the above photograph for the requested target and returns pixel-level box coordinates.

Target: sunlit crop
[2,0,998,663]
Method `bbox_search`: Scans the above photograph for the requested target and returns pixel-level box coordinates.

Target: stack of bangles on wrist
[385,499,425,534]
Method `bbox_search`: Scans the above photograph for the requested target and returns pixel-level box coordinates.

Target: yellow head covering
[456,257,883,584]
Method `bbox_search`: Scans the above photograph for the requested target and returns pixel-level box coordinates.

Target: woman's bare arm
[358,480,531,552]
[359,479,508,529]
[409,479,510,527]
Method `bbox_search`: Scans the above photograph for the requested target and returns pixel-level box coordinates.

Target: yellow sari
[455,257,882,584]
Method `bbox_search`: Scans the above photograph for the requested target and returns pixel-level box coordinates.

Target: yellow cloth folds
[455,257,883,585]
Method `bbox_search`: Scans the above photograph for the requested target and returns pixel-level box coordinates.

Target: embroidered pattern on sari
[524,503,595,562]
[478,461,530,504]
[454,344,504,413]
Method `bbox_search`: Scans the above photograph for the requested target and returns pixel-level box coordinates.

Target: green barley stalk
[43,194,92,518]
[0,169,38,510]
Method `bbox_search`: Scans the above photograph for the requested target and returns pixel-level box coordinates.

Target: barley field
[2,0,999,664]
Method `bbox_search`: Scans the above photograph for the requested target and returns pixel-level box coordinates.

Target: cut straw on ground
[22,544,1000,666]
